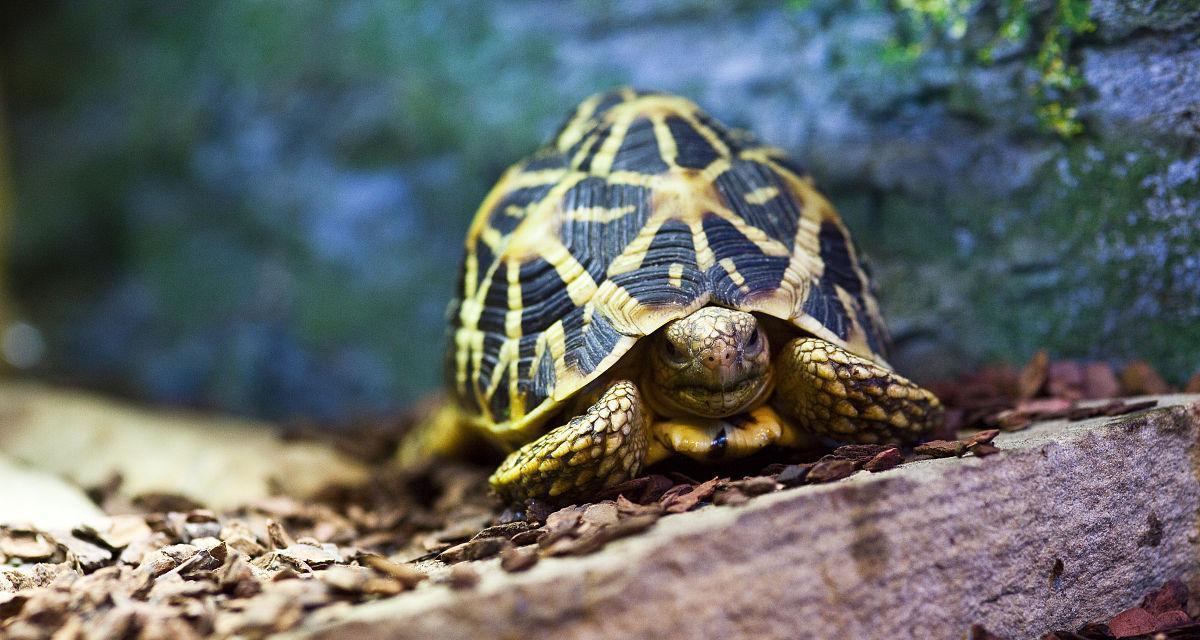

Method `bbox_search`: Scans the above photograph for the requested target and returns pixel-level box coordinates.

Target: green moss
[840,136,1200,383]
[883,0,1095,137]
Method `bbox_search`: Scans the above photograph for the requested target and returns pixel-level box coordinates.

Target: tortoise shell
[447,88,889,446]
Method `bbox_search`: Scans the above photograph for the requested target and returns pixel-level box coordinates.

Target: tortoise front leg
[489,380,648,503]
[772,337,942,445]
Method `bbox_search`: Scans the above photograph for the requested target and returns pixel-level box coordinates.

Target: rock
[446,564,479,590]
[1082,35,1200,139]
[0,455,105,529]
[0,383,370,510]
[1090,0,1200,41]
[288,395,1200,640]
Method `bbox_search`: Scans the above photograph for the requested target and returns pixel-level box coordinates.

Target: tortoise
[403,88,943,504]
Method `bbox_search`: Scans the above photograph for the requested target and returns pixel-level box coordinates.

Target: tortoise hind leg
[490,380,648,503]
[772,337,942,444]
[397,400,485,468]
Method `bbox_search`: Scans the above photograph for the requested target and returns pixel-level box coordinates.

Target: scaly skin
[771,337,942,444]
[489,380,647,503]
[643,307,773,419]
[488,308,943,503]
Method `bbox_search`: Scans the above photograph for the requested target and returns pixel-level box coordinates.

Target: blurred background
[0,0,1196,426]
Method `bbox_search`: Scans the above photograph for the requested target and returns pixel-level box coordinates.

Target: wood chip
[968,443,1001,457]
[357,553,426,589]
[1082,362,1121,399]
[597,474,675,503]
[775,464,811,487]
[1017,349,1049,399]
[963,430,999,448]
[659,477,720,513]
[1120,360,1172,396]
[53,533,113,573]
[499,545,538,573]
[991,410,1031,431]
[724,476,778,496]
[0,529,59,562]
[914,440,966,458]
[75,516,153,550]
[828,444,892,467]
[438,536,511,564]
[508,529,545,547]
[1046,360,1085,401]
[862,448,903,472]
[273,544,340,571]
[712,488,749,507]
[469,521,539,542]
[543,514,658,557]
[265,520,295,550]
[1016,397,1072,415]
[538,507,583,547]
[138,544,199,578]
[614,495,664,518]
[805,459,856,483]
[581,502,620,527]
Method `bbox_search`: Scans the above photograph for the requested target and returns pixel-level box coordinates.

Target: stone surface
[0,454,104,528]
[289,395,1200,640]
[0,382,370,509]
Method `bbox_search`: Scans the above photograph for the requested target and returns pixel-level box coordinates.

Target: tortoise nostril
[702,348,736,370]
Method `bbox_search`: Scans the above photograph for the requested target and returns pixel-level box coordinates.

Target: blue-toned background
[2,1,1197,423]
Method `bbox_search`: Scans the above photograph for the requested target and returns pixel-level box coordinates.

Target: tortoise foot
[489,380,648,503]
[772,337,942,444]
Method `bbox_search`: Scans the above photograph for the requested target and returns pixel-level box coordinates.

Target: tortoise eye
[662,339,687,364]
[747,330,759,347]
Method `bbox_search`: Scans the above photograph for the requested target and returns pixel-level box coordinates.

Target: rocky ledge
[291,395,1200,640]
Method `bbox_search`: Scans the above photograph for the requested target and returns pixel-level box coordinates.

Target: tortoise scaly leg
[396,400,482,468]
[772,337,942,444]
[490,380,648,503]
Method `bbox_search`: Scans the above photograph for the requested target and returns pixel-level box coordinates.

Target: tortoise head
[646,307,773,418]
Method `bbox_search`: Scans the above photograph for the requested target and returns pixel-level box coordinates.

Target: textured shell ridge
[448,88,888,442]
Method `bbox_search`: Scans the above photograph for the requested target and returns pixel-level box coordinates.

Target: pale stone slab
[0,454,105,528]
[291,395,1200,640]
[0,382,370,510]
